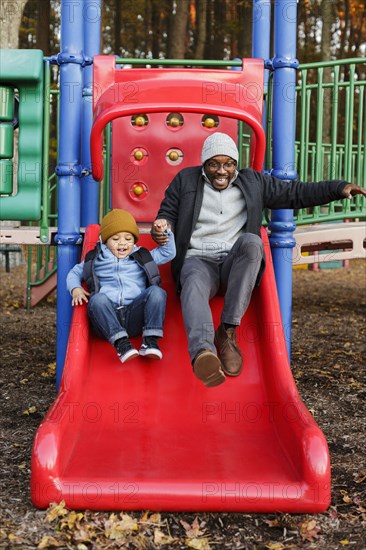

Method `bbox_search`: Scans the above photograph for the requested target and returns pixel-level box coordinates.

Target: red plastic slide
[31,225,330,512]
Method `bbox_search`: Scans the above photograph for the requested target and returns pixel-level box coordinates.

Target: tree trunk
[0,0,27,48]
[168,0,190,58]
[145,0,153,57]
[114,0,122,55]
[237,0,252,58]
[36,0,51,55]
[0,0,27,238]
[212,0,226,59]
[194,0,207,59]
[151,2,161,58]
[321,0,335,146]
[339,0,350,58]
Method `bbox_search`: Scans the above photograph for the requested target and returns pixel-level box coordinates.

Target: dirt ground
[0,259,365,549]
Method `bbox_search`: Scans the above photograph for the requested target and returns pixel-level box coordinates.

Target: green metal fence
[293,58,365,224]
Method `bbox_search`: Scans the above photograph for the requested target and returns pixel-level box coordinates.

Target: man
[152,132,366,388]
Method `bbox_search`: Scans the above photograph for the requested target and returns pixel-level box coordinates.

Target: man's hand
[342,184,366,199]
[151,218,170,245]
[71,287,90,306]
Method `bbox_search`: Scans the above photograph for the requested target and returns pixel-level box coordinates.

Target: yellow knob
[169,117,180,127]
[135,116,146,126]
[204,117,216,128]
[133,185,144,196]
[168,150,179,161]
[134,150,144,160]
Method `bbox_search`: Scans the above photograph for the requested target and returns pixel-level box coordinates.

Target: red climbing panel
[90,56,266,220]
[31,226,331,512]
[109,112,239,221]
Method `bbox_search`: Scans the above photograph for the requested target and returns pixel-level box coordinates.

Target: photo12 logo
[201,400,312,425]
[201,481,326,504]
[201,82,263,105]
[33,480,139,506]
[47,400,139,424]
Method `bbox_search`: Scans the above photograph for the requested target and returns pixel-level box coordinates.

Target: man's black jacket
[156,166,347,286]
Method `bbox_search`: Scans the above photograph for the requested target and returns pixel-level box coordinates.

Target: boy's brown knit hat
[100,209,139,243]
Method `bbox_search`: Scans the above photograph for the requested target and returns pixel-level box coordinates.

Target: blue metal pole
[55,0,84,388]
[252,0,271,129]
[269,0,298,357]
[81,0,101,226]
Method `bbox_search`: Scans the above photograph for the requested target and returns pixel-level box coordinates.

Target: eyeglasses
[205,160,237,171]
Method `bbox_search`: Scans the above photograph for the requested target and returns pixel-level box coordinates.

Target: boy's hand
[151,219,170,245]
[71,287,90,306]
[342,183,366,199]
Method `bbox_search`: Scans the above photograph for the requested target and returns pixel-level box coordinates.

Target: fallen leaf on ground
[299,519,321,542]
[37,535,64,548]
[22,405,37,415]
[181,517,205,538]
[185,537,211,550]
[341,490,352,503]
[42,362,56,377]
[154,528,175,545]
[149,512,162,524]
[105,513,138,539]
[60,510,84,530]
[353,471,366,484]
[46,500,68,522]
[264,518,280,527]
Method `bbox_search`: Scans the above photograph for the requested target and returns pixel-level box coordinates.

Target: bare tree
[36,0,51,55]
[168,0,190,58]
[115,0,122,54]
[0,0,27,48]
[339,0,351,57]
[321,0,336,144]
[194,0,207,59]
[236,0,252,58]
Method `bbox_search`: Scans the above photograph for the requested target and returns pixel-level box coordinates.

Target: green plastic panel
[0,159,13,194]
[0,86,14,120]
[0,123,14,158]
[0,50,44,221]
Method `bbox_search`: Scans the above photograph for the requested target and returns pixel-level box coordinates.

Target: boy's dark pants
[88,286,167,344]
[179,233,263,361]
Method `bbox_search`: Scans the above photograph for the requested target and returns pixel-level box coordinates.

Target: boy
[67,209,175,363]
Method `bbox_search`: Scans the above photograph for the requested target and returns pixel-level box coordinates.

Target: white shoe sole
[119,348,139,363]
[139,348,163,360]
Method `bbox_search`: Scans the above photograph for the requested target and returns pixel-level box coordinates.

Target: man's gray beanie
[201,132,239,165]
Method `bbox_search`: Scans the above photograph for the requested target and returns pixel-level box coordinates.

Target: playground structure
[0,0,365,512]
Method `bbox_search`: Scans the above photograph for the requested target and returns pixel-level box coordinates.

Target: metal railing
[293,58,365,224]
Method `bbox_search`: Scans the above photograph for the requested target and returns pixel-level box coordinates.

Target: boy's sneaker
[139,336,162,360]
[115,337,138,363]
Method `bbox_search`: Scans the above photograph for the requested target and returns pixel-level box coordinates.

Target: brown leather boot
[214,324,243,376]
[193,349,226,388]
